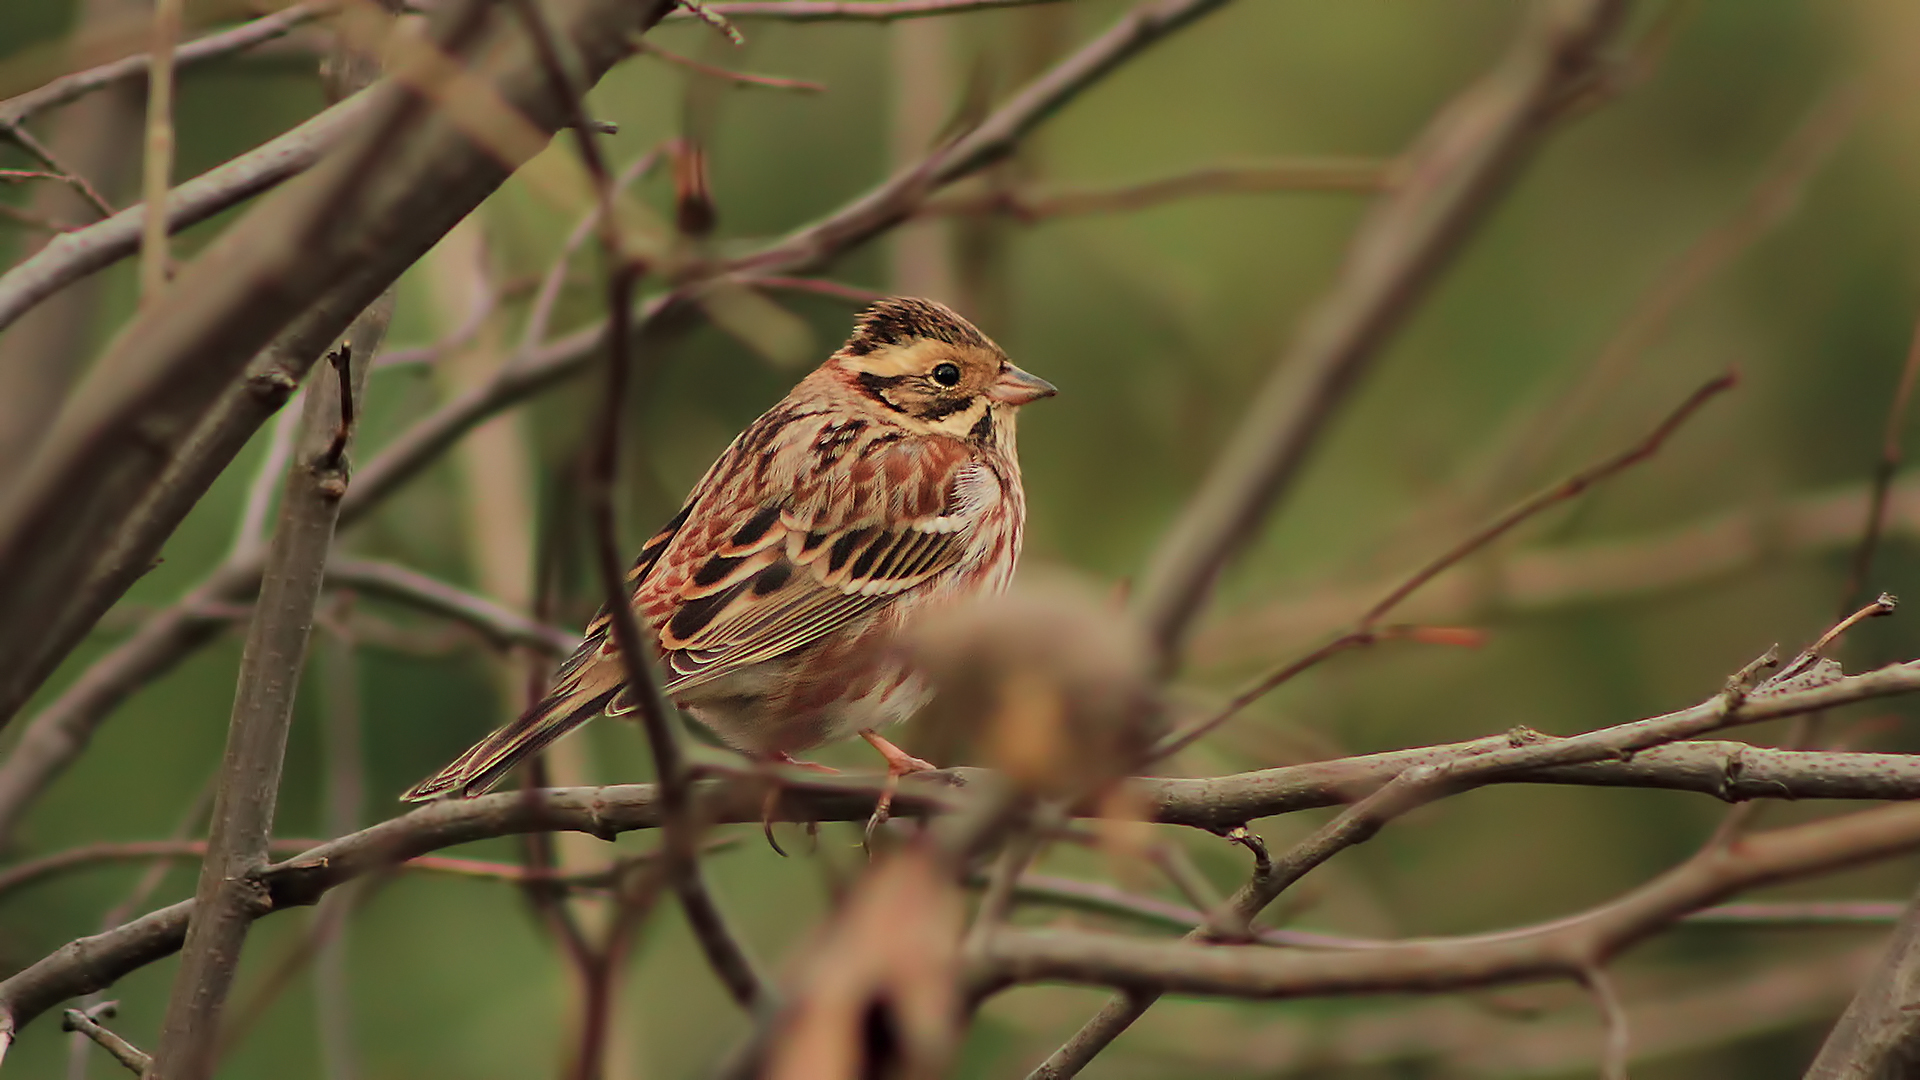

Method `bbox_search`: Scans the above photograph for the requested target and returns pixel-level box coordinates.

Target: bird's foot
[760,752,838,855]
[861,730,935,850]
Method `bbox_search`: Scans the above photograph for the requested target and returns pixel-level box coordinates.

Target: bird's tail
[400,680,622,801]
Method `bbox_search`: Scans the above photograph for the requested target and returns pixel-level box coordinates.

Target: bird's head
[824,297,1055,440]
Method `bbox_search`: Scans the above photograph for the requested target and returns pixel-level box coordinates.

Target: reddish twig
[637,41,825,92]
[688,0,1064,18]
[919,158,1393,220]
[0,121,114,219]
[1152,372,1734,762]
[514,0,767,1016]
[1362,371,1737,629]
[1842,314,1920,613]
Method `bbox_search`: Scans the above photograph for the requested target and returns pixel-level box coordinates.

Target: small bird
[403,297,1055,802]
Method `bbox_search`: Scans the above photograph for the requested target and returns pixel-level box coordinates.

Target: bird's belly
[676,652,931,757]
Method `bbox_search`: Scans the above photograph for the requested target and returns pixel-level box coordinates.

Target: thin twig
[1369,373,1735,629]
[326,558,579,654]
[919,158,1394,219]
[514,0,767,1011]
[0,122,115,219]
[1484,83,1860,505]
[1127,0,1631,669]
[969,799,1920,1005]
[684,0,1064,19]
[637,41,825,92]
[61,1005,149,1076]
[313,617,364,1080]
[0,3,337,129]
[1582,966,1632,1080]
[1842,314,1920,613]
[0,87,378,338]
[0,169,116,215]
[148,300,390,1080]
[1149,52,1723,771]
[139,0,186,299]
[0,0,679,752]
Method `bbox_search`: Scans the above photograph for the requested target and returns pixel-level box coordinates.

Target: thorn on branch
[321,343,354,473]
[1222,825,1270,875]
[1721,646,1781,710]
[61,1002,151,1075]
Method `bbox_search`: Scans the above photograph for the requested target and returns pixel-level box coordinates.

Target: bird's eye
[930,362,962,387]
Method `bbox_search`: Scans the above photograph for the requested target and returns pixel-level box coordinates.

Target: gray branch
[0,0,680,742]
[147,300,389,1080]
[2,657,1920,1043]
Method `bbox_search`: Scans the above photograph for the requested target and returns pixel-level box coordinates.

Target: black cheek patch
[855,373,910,414]
[918,395,975,421]
[968,410,994,442]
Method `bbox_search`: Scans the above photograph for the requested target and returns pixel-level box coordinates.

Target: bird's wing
[616,423,997,696]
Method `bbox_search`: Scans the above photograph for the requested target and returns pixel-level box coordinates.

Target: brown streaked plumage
[404,297,1055,801]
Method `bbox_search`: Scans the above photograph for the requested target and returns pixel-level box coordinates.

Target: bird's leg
[759,752,839,856]
[861,730,936,848]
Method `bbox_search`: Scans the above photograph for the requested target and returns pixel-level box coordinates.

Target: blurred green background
[6,0,1920,1076]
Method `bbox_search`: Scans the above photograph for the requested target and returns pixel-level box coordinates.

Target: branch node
[320,342,355,473]
[244,368,299,405]
[62,1002,151,1075]
[1222,825,1270,874]
[677,0,745,45]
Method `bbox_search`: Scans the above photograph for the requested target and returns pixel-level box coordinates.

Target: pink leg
[859,730,934,776]
[860,730,936,847]
[760,752,839,856]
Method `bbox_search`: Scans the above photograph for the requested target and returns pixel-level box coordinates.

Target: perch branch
[3,659,1920,1039]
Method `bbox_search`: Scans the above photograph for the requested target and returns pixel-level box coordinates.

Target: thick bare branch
[973,798,1920,1003]
[4,659,1920,1041]
[149,301,389,1080]
[0,0,681,742]
[0,88,378,338]
[1805,886,1920,1079]
[0,0,1239,847]
[1129,0,1629,665]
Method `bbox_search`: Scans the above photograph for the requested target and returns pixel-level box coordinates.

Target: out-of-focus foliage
[4,1,1920,1076]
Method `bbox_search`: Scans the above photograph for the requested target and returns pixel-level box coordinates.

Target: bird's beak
[985,364,1058,406]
